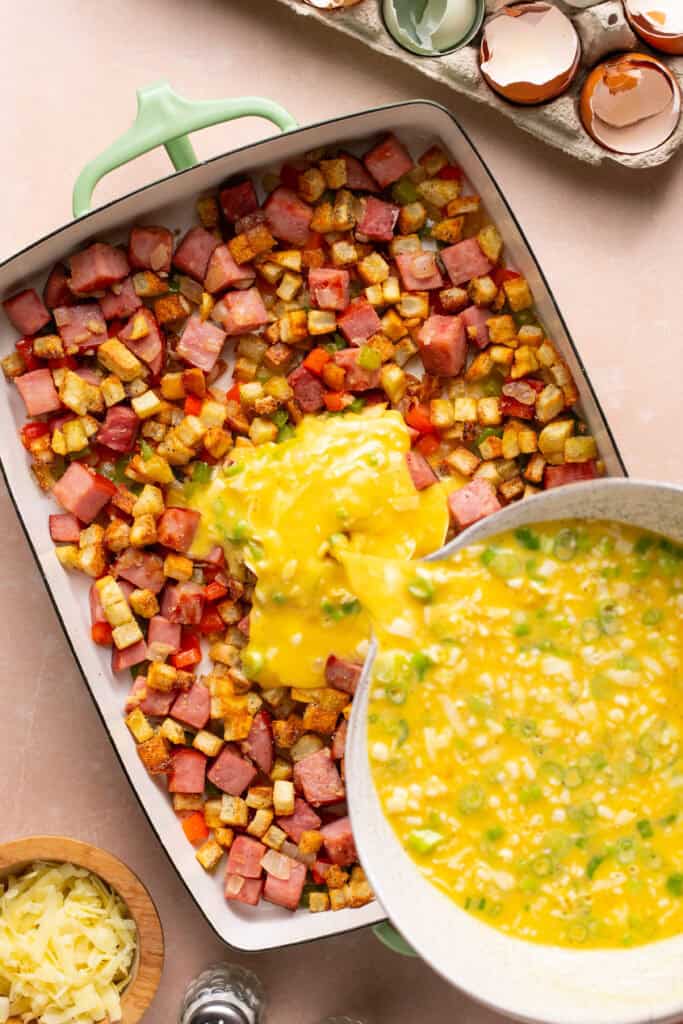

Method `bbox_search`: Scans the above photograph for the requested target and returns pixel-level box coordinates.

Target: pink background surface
[1,2,681,1021]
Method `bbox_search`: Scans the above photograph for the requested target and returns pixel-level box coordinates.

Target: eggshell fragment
[480,3,581,105]
[303,0,364,7]
[624,0,683,54]
[580,52,681,154]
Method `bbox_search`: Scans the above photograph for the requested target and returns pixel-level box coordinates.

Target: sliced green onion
[242,649,264,678]
[553,527,578,561]
[407,828,442,855]
[358,346,382,371]
[392,176,419,206]
[532,854,554,877]
[407,570,435,604]
[642,607,663,626]
[637,819,654,839]
[598,600,620,636]
[457,783,485,815]
[580,618,601,644]
[514,527,541,551]
[667,874,683,897]
[410,651,434,680]
[564,766,584,789]
[191,460,212,483]
[586,854,606,880]
[223,461,244,477]
[140,440,154,461]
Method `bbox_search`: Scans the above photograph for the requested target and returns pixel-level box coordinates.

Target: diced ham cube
[321,816,357,866]
[293,748,345,807]
[161,582,205,625]
[227,836,266,879]
[288,365,325,413]
[113,548,165,594]
[3,288,51,335]
[363,134,414,188]
[212,287,268,336]
[244,710,274,775]
[276,797,322,843]
[89,582,106,625]
[173,226,218,282]
[325,655,362,695]
[308,268,350,311]
[406,450,438,491]
[128,226,173,274]
[448,478,502,530]
[219,180,259,224]
[139,679,177,718]
[341,152,379,192]
[500,395,535,420]
[333,348,380,392]
[170,682,211,731]
[147,615,182,657]
[264,187,313,246]
[461,305,492,349]
[176,314,226,373]
[356,197,399,242]
[332,719,348,761]
[395,252,444,291]
[111,638,148,673]
[157,508,201,553]
[49,512,81,543]
[544,461,598,490]
[168,748,207,794]
[44,264,74,310]
[417,315,466,376]
[119,307,163,367]
[15,368,61,416]
[263,859,306,911]
[54,303,107,350]
[97,405,139,453]
[337,298,381,346]
[441,238,494,287]
[225,875,263,906]
[100,277,142,321]
[70,243,129,294]
[204,245,256,294]
[52,462,116,523]
[208,746,257,796]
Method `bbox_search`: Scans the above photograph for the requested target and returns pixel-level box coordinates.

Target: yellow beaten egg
[176,407,457,689]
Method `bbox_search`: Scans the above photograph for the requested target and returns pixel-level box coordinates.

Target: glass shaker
[180,964,266,1024]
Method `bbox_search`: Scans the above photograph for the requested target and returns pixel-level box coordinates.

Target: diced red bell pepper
[280,162,304,191]
[405,404,436,435]
[47,355,78,370]
[181,810,210,845]
[491,267,521,288]
[199,605,224,635]
[171,630,202,669]
[416,434,440,457]
[91,621,113,646]
[323,392,354,412]
[226,382,240,402]
[204,579,228,603]
[15,338,42,373]
[20,421,50,449]
[184,394,203,416]
[303,347,331,376]
[438,164,463,181]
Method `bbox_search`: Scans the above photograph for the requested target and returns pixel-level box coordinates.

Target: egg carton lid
[273,0,683,168]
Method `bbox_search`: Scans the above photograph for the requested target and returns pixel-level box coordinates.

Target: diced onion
[225,874,244,897]
[280,841,315,866]
[261,850,292,880]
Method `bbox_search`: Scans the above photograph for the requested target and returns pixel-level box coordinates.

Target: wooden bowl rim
[0,835,164,1024]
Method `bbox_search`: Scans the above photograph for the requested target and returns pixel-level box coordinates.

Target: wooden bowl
[0,836,164,1024]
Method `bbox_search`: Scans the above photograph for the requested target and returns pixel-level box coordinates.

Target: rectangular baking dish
[0,83,627,952]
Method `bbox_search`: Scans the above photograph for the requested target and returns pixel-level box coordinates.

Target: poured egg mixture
[343,522,683,948]
[177,407,455,688]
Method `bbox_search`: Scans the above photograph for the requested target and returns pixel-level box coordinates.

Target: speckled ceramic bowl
[347,479,683,1024]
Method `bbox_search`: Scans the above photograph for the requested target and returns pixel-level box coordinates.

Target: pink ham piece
[111,638,148,673]
[332,719,348,761]
[441,238,494,287]
[417,315,467,376]
[448,478,502,530]
[118,307,163,368]
[113,548,165,594]
[308,268,350,311]
[49,513,81,543]
[363,134,414,188]
[168,748,207,794]
[325,655,362,696]
[544,461,598,489]
[176,314,226,373]
[147,615,182,657]
[288,365,325,413]
[89,582,106,626]
[337,298,381,346]
[406,450,438,491]
[276,797,322,843]
[356,197,399,242]
[225,875,263,906]
[161,583,205,625]
[293,748,345,807]
[3,289,51,335]
[461,305,492,349]
[341,152,379,192]
[126,677,177,717]
[99,277,142,321]
[15,368,61,416]
[97,405,139,453]
[263,858,307,911]
[395,252,444,291]
[69,243,129,294]
[52,462,115,523]
[212,287,268,336]
[321,816,357,867]
[204,245,256,294]
[157,508,201,552]
[227,836,266,878]
[54,304,107,350]
[243,710,274,775]
[173,227,218,282]
[208,746,257,796]
[264,187,312,246]
[128,226,173,274]
[219,180,259,224]
[333,348,380,392]
[44,265,74,310]
[170,682,210,731]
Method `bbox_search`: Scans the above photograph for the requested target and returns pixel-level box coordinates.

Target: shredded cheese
[0,861,136,1024]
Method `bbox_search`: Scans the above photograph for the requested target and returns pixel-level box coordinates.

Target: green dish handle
[373,921,418,957]
[72,80,298,218]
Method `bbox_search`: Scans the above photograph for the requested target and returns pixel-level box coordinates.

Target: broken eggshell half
[623,0,683,55]
[480,2,581,105]
[580,52,681,154]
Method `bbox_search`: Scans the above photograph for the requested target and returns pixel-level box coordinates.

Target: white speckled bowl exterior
[347,479,683,1024]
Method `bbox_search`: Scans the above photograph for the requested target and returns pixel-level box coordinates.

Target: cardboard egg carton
[275,0,683,168]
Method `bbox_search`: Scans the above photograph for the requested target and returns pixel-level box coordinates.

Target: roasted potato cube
[125,708,154,744]
[132,484,164,518]
[389,234,421,258]
[62,417,88,453]
[131,390,163,420]
[311,201,334,234]
[126,451,174,484]
[431,216,465,245]
[320,158,347,189]
[97,339,145,382]
[249,417,278,446]
[262,825,287,851]
[332,189,356,232]
[479,435,503,460]
[270,757,293,782]
[33,334,63,360]
[446,446,481,477]
[428,398,454,429]
[154,293,191,325]
[247,808,274,838]
[499,476,524,502]
[393,336,418,367]
[129,588,159,619]
[299,829,325,856]
[203,427,231,459]
[489,345,514,369]
[486,315,517,345]
[439,286,468,313]
[468,275,498,308]
[129,514,157,547]
[331,240,358,267]
[454,397,478,423]
[132,271,167,298]
[517,324,544,347]
[1,351,25,378]
[536,384,565,424]
[160,372,185,401]
[113,619,143,651]
[398,201,427,235]
[510,345,540,379]
[160,718,186,745]
[272,779,295,817]
[173,793,204,812]
[518,427,538,454]
[524,452,546,484]
[539,419,574,457]
[193,730,225,758]
[377,363,406,404]
[78,544,107,579]
[195,838,224,871]
[103,519,130,553]
[465,351,494,382]
[302,704,339,735]
[565,436,597,463]
[503,276,533,312]
[298,167,326,203]
[309,891,330,913]
[417,178,460,208]
[245,786,274,810]
[220,795,248,828]
[447,194,481,217]
[358,252,390,285]
[329,887,348,911]
[137,733,172,774]
[419,145,449,176]
[147,661,178,693]
[477,224,504,264]
[279,309,308,345]
[215,827,234,849]
[100,374,125,407]
[382,276,401,305]
[276,272,303,302]
[398,292,429,320]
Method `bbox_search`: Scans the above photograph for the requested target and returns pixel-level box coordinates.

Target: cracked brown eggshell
[624,0,683,55]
